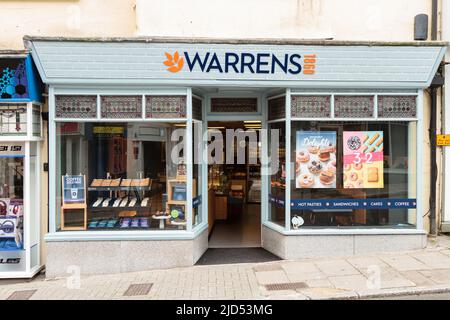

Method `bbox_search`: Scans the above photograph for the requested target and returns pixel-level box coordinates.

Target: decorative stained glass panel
[146,96,186,118]
[334,96,374,118]
[101,96,142,119]
[0,104,27,135]
[377,96,416,118]
[55,95,97,118]
[268,96,285,120]
[0,59,28,99]
[192,97,202,120]
[291,95,331,118]
[210,98,258,113]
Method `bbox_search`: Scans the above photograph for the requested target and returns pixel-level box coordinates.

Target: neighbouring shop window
[291,121,416,228]
[268,121,285,227]
[0,142,24,251]
[32,104,41,136]
[55,122,190,231]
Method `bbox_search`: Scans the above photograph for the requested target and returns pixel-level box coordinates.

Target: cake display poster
[343,131,384,189]
[295,131,336,189]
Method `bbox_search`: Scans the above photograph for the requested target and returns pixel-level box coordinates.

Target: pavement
[2,235,450,300]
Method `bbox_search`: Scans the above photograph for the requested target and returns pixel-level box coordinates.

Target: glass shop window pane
[0,144,24,252]
[192,121,202,227]
[268,122,285,227]
[55,122,189,231]
[290,121,416,229]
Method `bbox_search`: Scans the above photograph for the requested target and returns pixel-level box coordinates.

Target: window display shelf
[89,206,151,211]
[87,186,152,192]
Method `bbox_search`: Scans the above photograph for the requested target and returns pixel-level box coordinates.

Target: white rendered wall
[136,0,430,41]
[0,0,136,50]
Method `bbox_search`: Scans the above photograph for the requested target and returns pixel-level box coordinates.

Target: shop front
[0,52,44,278]
[27,37,446,277]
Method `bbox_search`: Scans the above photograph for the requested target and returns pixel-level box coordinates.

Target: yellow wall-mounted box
[437,134,450,146]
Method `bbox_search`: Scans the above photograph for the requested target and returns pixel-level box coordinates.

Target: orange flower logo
[163,51,184,73]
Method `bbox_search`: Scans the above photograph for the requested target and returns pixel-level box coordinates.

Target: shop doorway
[207,121,262,248]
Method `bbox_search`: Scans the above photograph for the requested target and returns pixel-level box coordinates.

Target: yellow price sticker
[437,134,450,146]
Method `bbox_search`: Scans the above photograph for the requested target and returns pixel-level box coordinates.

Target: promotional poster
[343,131,384,189]
[296,131,337,189]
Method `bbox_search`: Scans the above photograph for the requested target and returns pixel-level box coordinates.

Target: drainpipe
[429,0,438,235]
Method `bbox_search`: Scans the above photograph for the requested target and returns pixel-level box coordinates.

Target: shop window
[334,96,374,118]
[0,104,27,135]
[55,121,190,231]
[100,96,142,119]
[268,96,285,120]
[268,122,286,227]
[0,142,24,252]
[55,95,97,119]
[32,104,41,136]
[192,97,202,121]
[377,96,416,118]
[291,95,331,118]
[192,121,202,226]
[145,96,186,118]
[291,121,416,228]
[210,98,258,113]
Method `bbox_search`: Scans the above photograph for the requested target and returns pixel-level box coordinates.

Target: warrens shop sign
[163,51,316,75]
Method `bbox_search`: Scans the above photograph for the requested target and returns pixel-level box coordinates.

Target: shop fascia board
[26,38,446,89]
[262,221,427,236]
[44,223,208,242]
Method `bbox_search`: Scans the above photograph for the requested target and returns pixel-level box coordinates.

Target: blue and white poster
[296,131,337,189]
[63,175,85,204]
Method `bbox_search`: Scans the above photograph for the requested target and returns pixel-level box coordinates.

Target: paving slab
[254,270,289,285]
[419,269,450,285]
[381,255,431,271]
[411,252,450,269]
[304,278,334,288]
[400,270,437,287]
[378,269,417,289]
[281,261,325,282]
[346,256,389,271]
[328,274,369,292]
[315,259,360,276]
